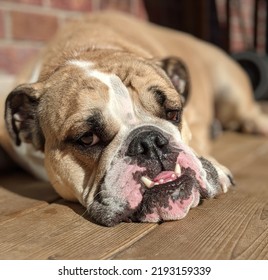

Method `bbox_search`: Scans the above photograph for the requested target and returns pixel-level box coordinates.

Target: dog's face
[5,53,231,226]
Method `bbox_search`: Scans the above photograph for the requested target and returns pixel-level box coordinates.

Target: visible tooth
[171,173,176,179]
[175,163,181,176]
[159,179,164,184]
[141,176,154,188]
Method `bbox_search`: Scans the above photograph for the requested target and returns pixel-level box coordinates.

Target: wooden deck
[0,130,268,260]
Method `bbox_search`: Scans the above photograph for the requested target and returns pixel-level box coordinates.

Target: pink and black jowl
[89,126,233,226]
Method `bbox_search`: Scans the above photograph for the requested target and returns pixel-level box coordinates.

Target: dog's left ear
[156,57,190,104]
[5,83,44,151]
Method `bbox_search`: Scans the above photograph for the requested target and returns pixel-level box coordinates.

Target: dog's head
[5,53,231,226]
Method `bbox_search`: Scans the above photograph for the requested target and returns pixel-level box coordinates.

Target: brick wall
[217,0,267,54]
[0,0,147,75]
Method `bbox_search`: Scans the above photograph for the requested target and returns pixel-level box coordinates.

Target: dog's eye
[77,132,99,147]
[166,110,181,123]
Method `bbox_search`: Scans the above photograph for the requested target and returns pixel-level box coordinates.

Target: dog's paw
[213,160,234,193]
[199,157,234,197]
[243,111,268,136]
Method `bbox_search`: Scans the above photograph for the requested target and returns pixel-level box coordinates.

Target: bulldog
[1,12,268,226]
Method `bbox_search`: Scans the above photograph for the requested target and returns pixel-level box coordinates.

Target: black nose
[126,130,169,159]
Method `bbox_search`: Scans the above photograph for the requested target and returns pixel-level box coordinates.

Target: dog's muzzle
[88,127,229,226]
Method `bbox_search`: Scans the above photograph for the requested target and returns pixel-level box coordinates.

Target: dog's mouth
[88,144,230,227]
[130,159,204,223]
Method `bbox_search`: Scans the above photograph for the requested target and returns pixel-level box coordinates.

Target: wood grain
[0,171,59,223]
[0,200,156,259]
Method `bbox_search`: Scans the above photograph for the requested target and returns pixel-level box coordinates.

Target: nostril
[126,130,169,158]
[155,134,169,147]
[127,138,150,156]
[127,141,145,156]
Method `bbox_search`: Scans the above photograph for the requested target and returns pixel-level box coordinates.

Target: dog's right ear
[5,83,45,151]
[155,57,190,105]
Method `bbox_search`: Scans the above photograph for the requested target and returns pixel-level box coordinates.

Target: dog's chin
[88,150,228,227]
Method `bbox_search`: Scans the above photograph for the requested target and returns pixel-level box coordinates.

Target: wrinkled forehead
[40,59,138,138]
[69,59,137,123]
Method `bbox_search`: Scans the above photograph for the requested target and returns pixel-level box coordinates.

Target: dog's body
[1,12,268,226]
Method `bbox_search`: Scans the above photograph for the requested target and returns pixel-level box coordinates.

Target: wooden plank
[0,171,59,222]
[0,200,157,260]
[212,132,268,173]
[113,133,268,259]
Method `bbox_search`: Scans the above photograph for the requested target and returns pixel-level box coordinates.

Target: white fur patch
[13,142,48,181]
[69,59,137,125]
[69,60,93,69]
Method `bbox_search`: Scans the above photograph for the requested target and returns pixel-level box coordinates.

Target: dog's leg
[215,58,268,135]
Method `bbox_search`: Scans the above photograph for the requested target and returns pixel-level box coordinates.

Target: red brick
[0,11,5,38]
[50,0,92,11]
[11,11,59,41]
[0,45,40,74]
[2,0,42,4]
[99,0,132,13]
